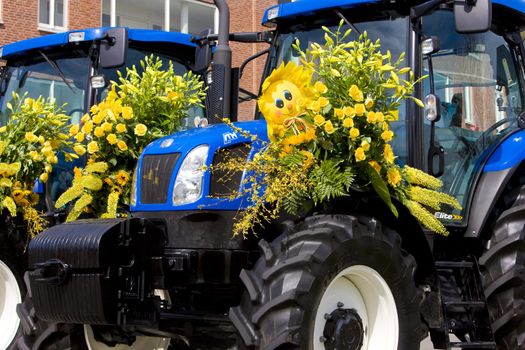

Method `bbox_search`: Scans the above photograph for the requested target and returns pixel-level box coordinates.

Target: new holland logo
[222,132,238,144]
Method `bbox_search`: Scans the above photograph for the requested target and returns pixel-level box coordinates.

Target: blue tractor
[18,0,525,349]
[0,27,207,350]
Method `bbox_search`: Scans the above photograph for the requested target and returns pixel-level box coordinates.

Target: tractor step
[449,341,497,349]
[435,258,496,350]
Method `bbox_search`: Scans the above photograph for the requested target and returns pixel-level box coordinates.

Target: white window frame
[38,0,68,33]
[105,0,218,34]
[0,0,3,24]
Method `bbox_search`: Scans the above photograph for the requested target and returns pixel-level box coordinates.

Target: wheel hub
[322,308,364,350]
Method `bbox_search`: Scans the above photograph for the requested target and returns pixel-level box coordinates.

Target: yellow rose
[381,130,394,142]
[82,121,94,134]
[361,140,370,151]
[87,141,99,154]
[314,81,328,94]
[384,144,395,164]
[94,126,105,138]
[73,145,86,155]
[355,104,366,116]
[387,168,401,187]
[376,112,385,122]
[348,85,364,102]
[367,111,377,123]
[69,124,80,136]
[324,120,335,134]
[314,114,325,126]
[29,151,41,161]
[349,127,360,139]
[134,123,148,137]
[117,140,128,151]
[75,132,85,142]
[45,164,52,173]
[318,96,329,108]
[25,132,38,143]
[92,113,104,124]
[343,118,354,128]
[116,123,127,133]
[122,106,133,120]
[309,100,321,113]
[0,126,6,133]
[39,173,48,183]
[106,133,118,145]
[102,122,113,132]
[343,106,355,117]
[334,108,344,120]
[38,136,45,144]
[355,147,366,162]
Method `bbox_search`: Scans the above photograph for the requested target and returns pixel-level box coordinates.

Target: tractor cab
[261,0,525,229]
[0,28,205,210]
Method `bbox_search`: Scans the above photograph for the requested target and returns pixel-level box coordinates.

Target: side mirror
[193,28,213,73]
[99,27,128,69]
[454,0,492,33]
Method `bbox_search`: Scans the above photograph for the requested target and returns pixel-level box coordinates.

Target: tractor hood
[131,120,268,212]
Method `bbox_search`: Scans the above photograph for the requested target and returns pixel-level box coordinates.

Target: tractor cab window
[274,17,409,163]
[422,10,524,221]
[0,49,90,126]
[98,47,205,131]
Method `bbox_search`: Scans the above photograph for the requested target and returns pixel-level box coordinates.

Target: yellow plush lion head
[258,62,315,127]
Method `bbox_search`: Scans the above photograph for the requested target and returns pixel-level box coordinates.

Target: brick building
[0,0,276,118]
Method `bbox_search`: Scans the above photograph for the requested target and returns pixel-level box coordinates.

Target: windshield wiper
[334,9,361,36]
[38,50,76,93]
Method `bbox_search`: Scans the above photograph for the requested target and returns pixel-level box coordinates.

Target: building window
[38,0,67,32]
[102,0,218,35]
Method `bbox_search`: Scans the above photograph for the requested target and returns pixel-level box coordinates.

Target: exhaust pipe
[208,0,232,123]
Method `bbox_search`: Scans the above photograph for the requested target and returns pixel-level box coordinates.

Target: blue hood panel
[131,120,268,212]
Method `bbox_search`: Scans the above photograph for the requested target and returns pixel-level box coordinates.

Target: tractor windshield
[0,43,203,207]
[422,9,525,223]
[274,16,410,163]
[0,48,90,126]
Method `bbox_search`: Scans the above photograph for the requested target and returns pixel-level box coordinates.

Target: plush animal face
[258,62,314,128]
[260,80,304,125]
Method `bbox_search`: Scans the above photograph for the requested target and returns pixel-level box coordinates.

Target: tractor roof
[262,0,525,26]
[0,27,197,58]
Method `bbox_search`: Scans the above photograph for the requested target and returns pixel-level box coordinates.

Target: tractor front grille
[209,143,251,198]
[140,153,180,204]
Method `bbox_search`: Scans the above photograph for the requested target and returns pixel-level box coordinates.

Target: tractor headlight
[130,164,138,206]
[172,145,209,205]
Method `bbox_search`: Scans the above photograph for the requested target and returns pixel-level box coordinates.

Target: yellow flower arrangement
[0,92,76,237]
[56,55,206,220]
[215,21,459,237]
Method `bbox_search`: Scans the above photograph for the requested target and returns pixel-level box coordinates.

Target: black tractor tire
[230,214,425,350]
[480,184,525,349]
[14,273,87,350]
[0,214,26,350]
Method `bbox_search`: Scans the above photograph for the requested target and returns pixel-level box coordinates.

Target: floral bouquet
[215,22,460,237]
[0,93,76,236]
[56,55,206,220]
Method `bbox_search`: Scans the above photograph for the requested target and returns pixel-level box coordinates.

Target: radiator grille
[140,153,180,204]
[209,143,251,198]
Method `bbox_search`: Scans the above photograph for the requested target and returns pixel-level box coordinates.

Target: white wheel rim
[84,290,171,350]
[313,265,398,350]
[0,259,22,350]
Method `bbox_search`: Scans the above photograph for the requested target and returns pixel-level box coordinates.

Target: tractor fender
[465,129,525,238]
[329,194,436,286]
